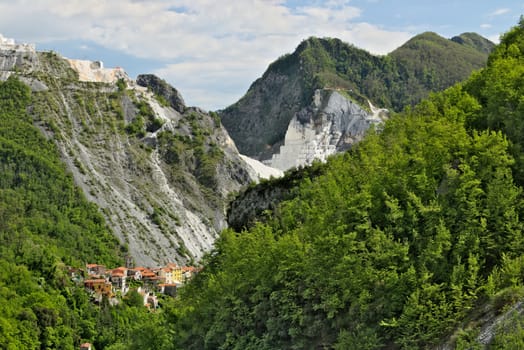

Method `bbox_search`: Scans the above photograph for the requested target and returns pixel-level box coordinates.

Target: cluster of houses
[69,262,200,307]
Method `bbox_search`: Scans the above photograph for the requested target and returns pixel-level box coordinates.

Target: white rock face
[66,58,129,83]
[240,155,284,180]
[267,89,387,171]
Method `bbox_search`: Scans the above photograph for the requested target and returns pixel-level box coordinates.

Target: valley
[1,17,524,349]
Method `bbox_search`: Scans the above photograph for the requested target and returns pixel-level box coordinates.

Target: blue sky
[0,1,521,110]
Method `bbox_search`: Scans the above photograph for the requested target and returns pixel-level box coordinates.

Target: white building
[0,34,35,52]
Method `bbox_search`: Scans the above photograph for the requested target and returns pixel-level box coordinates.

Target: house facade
[84,279,112,296]
[109,267,128,294]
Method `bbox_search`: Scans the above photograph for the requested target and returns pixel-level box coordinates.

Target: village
[68,262,201,310]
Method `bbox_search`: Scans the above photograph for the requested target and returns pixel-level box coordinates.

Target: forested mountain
[0,18,519,350]
[171,20,524,349]
[389,31,495,108]
[220,32,493,160]
[451,32,495,54]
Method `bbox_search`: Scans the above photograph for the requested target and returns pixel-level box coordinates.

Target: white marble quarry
[268,115,337,170]
[0,34,39,81]
[66,58,130,83]
[267,89,387,171]
[240,154,283,180]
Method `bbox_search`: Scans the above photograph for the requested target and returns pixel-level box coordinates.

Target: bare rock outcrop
[267,89,387,171]
[136,74,186,113]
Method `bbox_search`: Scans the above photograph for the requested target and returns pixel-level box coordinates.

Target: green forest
[169,19,524,349]
[0,76,176,349]
[1,18,524,350]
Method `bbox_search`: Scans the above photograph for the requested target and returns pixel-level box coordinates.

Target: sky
[0,1,522,110]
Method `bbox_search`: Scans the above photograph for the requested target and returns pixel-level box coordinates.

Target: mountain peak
[451,32,495,54]
[221,32,491,159]
[396,31,494,56]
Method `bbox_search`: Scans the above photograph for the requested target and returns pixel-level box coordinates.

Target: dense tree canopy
[170,20,524,349]
[1,20,524,350]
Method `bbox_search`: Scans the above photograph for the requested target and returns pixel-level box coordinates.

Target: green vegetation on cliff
[172,20,524,349]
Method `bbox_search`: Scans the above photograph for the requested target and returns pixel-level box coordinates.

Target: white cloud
[490,8,510,16]
[480,23,492,29]
[0,0,412,109]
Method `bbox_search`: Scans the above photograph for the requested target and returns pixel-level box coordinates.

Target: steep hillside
[0,41,261,266]
[463,22,524,184]
[220,33,493,161]
[172,21,524,349]
[0,75,126,349]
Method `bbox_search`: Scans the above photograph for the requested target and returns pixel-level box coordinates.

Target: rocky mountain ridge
[0,34,279,266]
